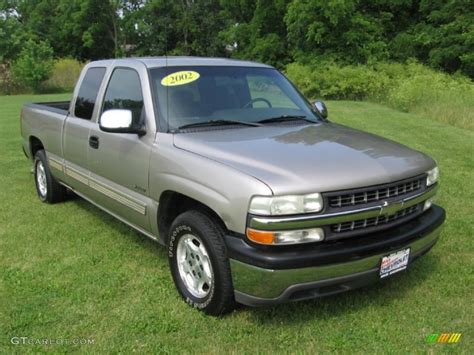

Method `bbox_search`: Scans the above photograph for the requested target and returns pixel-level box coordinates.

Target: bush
[44,58,85,92]
[285,61,474,130]
[384,66,474,130]
[286,62,389,100]
[11,40,54,92]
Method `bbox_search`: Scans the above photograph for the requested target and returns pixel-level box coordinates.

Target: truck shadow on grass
[70,196,168,258]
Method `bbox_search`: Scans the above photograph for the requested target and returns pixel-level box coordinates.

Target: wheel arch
[29,136,44,159]
[157,190,228,245]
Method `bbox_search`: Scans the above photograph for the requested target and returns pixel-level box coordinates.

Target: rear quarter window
[74,67,106,119]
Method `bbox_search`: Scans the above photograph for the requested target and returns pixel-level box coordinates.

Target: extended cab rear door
[86,62,156,233]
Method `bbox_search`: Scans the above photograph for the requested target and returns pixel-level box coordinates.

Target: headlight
[249,193,323,215]
[426,167,439,186]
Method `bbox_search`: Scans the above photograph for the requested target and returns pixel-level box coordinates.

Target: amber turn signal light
[246,228,275,245]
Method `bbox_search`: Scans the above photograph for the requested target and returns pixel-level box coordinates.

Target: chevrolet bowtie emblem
[380,199,405,216]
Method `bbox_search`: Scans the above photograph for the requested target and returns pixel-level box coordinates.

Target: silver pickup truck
[21,57,445,315]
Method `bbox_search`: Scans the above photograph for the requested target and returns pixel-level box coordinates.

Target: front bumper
[228,205,445,306]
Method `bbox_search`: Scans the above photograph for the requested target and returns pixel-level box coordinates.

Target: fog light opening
[423,198,433,211]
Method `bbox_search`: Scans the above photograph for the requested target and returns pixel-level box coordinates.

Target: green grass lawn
[1,94,473,353]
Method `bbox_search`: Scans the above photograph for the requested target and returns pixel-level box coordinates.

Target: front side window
[149,66,319,131]
[102,68,144,126]
[74,67,106,119]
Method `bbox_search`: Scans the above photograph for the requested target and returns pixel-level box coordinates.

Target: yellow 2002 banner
[161,71,200,86]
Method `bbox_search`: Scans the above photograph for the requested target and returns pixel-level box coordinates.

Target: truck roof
[90,56,274,69]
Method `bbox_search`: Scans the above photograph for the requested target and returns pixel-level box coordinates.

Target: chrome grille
[329,178,423,208]
[331,204,420,233]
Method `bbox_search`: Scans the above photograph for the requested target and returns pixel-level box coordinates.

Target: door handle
[89,135,99,149]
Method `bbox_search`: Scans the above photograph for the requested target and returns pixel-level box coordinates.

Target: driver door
[87,67,153,232]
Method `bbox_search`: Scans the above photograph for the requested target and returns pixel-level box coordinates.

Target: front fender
[149,134,273,234]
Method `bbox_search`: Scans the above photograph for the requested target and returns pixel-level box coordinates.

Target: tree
[53,0,116,60]
[0,17,30,62]
[220,0,291,68]
[1,0,117,61]
[390,0,474,77]
[173,0,227,56]
[1,0,473,78]
[121,0,176,56]
[11,39,54,91]
[122,0,226,57]
[285,0,389,64]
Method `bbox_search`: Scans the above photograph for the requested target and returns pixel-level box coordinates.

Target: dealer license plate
[380,248,410,279]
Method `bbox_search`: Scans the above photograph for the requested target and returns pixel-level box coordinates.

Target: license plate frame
[380,248,410,279]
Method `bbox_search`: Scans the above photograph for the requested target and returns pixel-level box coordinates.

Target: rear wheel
[34,150,67,203]
[168,210,235,316]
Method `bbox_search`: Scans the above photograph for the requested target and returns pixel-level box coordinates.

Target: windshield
[149,66,320,131]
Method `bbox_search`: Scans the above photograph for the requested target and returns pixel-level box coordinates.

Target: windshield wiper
[178,119,261,130]
[257,115,317,124]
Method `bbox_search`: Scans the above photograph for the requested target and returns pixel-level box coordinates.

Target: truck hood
[173,123,435,195]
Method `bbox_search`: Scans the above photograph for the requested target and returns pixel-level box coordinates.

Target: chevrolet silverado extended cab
[21,57,445,315]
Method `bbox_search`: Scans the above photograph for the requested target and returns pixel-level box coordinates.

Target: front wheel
[168,210,235,316]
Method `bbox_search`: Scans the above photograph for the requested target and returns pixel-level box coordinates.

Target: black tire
[34,150,67,203]
[168,210,235,316]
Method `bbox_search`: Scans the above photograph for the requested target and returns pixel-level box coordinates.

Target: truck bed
[25,101,71,115]
[21,101,71,161]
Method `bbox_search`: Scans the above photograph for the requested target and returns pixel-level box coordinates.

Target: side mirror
[312,100,328,119]
[99,109,145,135]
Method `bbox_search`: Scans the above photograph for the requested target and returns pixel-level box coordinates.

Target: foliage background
[1,0,473,75]
[2,0,472,130]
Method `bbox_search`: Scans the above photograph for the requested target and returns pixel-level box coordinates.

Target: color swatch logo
[426,333,462,344]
